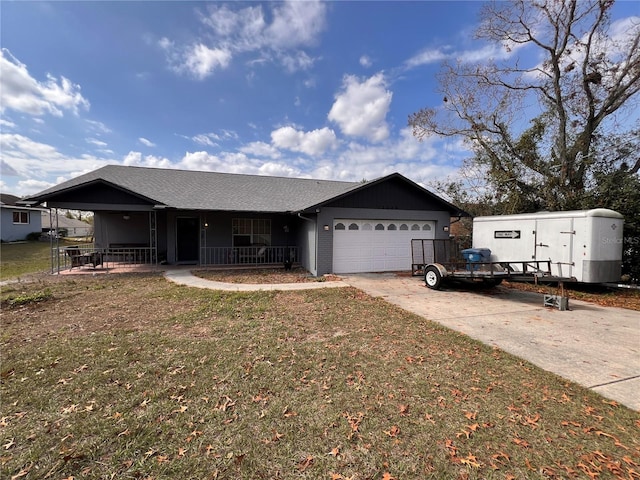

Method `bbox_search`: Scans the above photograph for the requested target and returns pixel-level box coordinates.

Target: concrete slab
[341,273,640,411]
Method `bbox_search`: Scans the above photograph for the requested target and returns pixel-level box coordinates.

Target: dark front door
[176,217,199,263]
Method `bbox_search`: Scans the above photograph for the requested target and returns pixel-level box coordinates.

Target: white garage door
[332,219,436,274]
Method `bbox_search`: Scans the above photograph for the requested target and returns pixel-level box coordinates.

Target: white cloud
[359,55,373,68]
[265,1,327,49]
[178,150,306,178]
[86,119,112,134]
[123,151,172,168]
[0,133,111,195]
[87,138,107,147]
[163,1,327,79]
[404,47,449,68]
[160,40,232,80]
[328,73,392,143]
[240,141,281,158]
[271,126,338,156]
[0,49,90,117]
[138,137,156,147]
[191,134,218,147]
[279,51,316,73]
[182,44,232,80]
[0,118,16,129]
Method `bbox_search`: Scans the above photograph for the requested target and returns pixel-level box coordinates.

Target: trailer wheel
[483,278,503,287]
[424,266,443,290]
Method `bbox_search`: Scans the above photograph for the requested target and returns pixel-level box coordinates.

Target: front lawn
[1,274,638,479]
[0,241,54,281]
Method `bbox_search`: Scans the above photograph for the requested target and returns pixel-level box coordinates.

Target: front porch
[52,244,299,274]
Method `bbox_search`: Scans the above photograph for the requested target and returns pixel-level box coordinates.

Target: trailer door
[534,218,575,278]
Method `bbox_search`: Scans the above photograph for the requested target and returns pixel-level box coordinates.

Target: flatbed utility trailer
[412,239,565,290]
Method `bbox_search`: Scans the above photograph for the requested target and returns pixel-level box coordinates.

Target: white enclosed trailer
[472,209,624,283]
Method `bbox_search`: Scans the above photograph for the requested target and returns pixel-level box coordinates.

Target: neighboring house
[1,193,45,242]
[41,211,93,238]
[21,165,468,275]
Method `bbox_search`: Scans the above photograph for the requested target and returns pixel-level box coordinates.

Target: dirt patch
[192,267,341,284]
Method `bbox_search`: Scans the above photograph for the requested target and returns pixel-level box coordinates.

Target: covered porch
[49,208,305,274]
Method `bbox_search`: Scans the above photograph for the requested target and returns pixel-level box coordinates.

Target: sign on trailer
[494,230,521,239]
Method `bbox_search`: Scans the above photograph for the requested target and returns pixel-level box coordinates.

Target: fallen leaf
[385,425,401,438]
[460,453,481,468]
[298,455,314,472]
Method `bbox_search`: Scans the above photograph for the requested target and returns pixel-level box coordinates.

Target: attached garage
[332,219,435,273]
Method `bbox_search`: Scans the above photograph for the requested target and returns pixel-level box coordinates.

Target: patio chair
[66,246,103,269]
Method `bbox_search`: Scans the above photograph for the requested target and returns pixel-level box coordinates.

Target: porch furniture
[66,246,102,269]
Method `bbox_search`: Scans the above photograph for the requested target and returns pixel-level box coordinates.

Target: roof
[41,212,93,230]
[26,165,363,213]
[0,194,21,206]
[23,165,467,215]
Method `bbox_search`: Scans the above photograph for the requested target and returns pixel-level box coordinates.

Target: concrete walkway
[164,268,350,291]
[164,269,639,411]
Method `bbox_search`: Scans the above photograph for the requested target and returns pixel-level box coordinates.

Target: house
[41,211,93,238]
[21,165,468,275]
[1,193,45,242]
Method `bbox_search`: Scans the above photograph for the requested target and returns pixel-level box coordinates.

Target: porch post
[149,211,158,265]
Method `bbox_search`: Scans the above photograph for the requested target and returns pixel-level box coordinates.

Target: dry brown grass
[1,273,639,479]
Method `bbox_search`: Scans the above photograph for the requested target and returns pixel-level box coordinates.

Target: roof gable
[305,173,468,216]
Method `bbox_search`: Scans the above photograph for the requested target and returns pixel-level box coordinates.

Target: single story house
[21,165,468,275]
[1,193,45,242]
[41,211,93,238]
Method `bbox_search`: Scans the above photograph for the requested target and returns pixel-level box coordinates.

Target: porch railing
[53,245,157,273]
[53,245,298,272]
[200,246,298,266]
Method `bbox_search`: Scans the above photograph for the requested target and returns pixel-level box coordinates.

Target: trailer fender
[424,263,448,290]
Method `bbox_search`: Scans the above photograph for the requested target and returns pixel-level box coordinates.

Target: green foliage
[25,232,42,241]
[4,288,53,307]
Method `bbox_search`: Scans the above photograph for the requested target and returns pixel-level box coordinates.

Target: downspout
[297,212,317,274]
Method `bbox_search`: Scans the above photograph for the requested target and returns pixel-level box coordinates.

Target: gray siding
[315,207,452,276]
[94,211,151,249]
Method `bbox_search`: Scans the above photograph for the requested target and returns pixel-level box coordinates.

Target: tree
[585,128,640,281]
[409,0,640,212]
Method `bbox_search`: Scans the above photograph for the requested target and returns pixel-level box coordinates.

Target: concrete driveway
[341,273,640,411]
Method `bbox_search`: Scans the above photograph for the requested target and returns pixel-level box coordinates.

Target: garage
[332,219,435,273]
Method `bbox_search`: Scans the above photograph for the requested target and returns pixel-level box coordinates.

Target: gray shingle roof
[29,165,364,213]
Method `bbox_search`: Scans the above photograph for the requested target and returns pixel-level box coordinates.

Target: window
[400,224,408,231]
[362,223,372,230]
[422,224,432,231]
[388,224,397,230]
[232,218,271,246]
[375,223,385,230]
[348,223,359,230]
[12,211,29,224]
[411,224,420,231]
[335,223,345,230]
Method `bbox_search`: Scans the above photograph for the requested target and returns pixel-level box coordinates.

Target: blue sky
[1,1,638,197]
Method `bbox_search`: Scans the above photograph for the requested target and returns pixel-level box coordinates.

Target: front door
[176,217,199,263]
